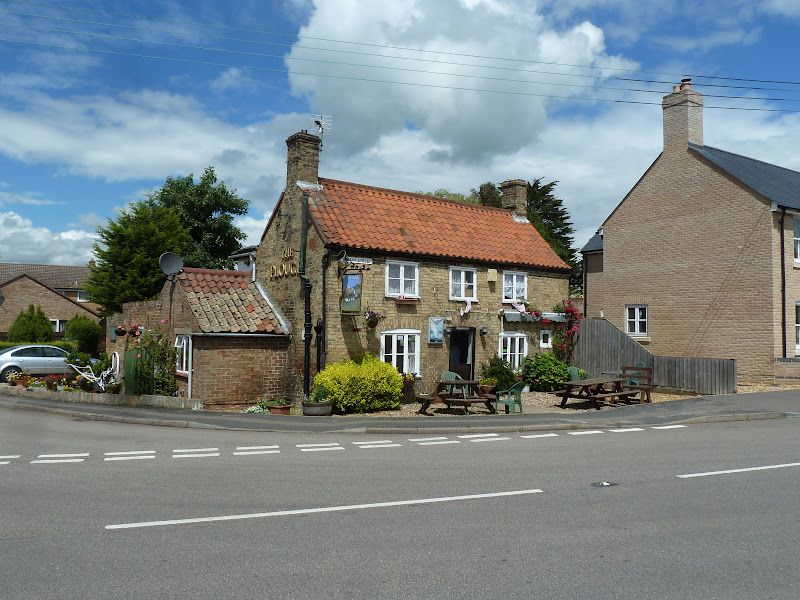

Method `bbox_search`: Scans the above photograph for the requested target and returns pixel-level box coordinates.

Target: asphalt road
[2,408,798,599]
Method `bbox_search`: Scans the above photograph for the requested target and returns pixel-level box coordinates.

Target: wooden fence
[572,318,736,395]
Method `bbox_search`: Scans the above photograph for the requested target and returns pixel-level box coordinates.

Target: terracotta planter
[268,405,292,415]
[401,379,417,404]
[302,401,333,416]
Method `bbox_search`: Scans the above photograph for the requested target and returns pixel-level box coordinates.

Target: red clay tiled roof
[309,179,570,271]
[177,268,286,334]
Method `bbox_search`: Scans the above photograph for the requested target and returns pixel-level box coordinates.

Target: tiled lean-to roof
[0,263,89,289]
[309,178,570,271]
[177,268,287,334]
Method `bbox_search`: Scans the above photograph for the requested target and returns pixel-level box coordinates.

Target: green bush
[523,352,569,392]
[7,305,53,342]
[480,355,517,392]
[0,341,77,353]
[314,354,402,414]
[64,315,102,355]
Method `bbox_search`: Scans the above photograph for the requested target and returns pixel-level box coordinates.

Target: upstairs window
[795,304,800,351]
[76,290,90,302]
[386,260,419,298]
[499,332,528,369]
[450,267,477,301]
[626,305,648,336]
[502,271,527,303]
[794,219,800,262]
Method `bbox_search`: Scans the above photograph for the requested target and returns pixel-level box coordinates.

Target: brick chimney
[286,130,321,189]
[499,179,528,218]
[662,78,703,152]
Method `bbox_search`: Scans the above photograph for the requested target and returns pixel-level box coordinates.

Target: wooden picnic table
[417,380,497,416]
[553,376,640,410]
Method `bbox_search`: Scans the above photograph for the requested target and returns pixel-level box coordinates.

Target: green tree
[525,178,581,289]
[87,201,191,315]
[7,304,53,342]
[415,188,479,205]
[64,315,102,355]
[472,182,502,207]
[150,166,249,269]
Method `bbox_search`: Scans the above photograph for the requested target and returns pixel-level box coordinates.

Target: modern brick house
[0,263,101,338]
[256,130,571,401]
[582,79,800,381]
[108,267,289,408]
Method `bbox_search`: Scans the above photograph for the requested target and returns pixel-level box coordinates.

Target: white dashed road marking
[105,455,155,462]
[356,443,403,449]
[173,448,219,453]
[567,430,604,436]
[31,458,85,464]
[520,433,559,439]
[610,428,645,433]
[652,425,687,430]
[233,450,280,456]
[0,461,9,465]
[236,446,279,451]
[417,440,460,446]
[37,453,90,458]
[172,453,220,458]
[352,440,393,445]
[104,450,156,456]
[677,461,800,479]
[470,436,511,443]
[457,433,499,439]
[408,437,448,442]
[300,447,345,452]
[296,443,341,448]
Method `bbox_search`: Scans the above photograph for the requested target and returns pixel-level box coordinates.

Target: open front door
[448,328,475,380]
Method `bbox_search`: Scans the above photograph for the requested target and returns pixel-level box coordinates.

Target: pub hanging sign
[341,272,363,315]
[270,246,298,279]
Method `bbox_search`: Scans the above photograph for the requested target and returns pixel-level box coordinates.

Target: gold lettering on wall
[270,247,298,280]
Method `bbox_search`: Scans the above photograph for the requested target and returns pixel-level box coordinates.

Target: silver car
[0,345,71,382]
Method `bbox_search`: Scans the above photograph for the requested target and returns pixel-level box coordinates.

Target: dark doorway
[449,328,475,380]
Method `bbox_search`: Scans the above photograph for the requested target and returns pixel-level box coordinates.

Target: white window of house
[385,260,419,298]
[795,219,800,262]
[381,329,420,374]
[795,304,800,351]
[499,332,528,369]
[540,329,553,349]
[626,305,648,336]
[502,271,527,303]
[76,290,90,302]
[449,267,477,301]
[175,335,190,373]
[49,319,66,333]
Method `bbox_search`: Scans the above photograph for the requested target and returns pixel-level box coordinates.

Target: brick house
[256,130,571,402]
[108,267,289,408]
[0,264,101,339]
[582,79,800,381]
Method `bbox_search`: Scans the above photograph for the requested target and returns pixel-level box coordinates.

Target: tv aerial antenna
[313,114,333,148]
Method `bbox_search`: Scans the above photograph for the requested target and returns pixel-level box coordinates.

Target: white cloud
[0,190,64,206]
[0,212,95,264]
[210,68,261,94]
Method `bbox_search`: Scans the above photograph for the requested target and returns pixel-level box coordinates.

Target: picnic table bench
[553,376,640,410]
[417,379,496,415]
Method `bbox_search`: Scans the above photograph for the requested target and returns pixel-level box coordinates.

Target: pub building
[256,131,571,402]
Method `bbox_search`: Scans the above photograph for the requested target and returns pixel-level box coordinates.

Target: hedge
[313,354,402,414]
[0,341,79,353]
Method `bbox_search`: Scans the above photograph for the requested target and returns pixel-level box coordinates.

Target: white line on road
[171,453,220,458]
[37,453,90,458]
[173,448,219,453]
[352,440,393,445]
[232,450,281,456]
[105,455,155,462]
[296,443,342,448]
[105,488,544,530]
[417,440,460,445]
[300,447,344,452]
[236,446,279,451]
[31,458,85,464]
[0,454,21,459]
[519,433,559,439]
[652,425,687,430]
[408,436,448,442]
[610,428,645,433]
[567,430,604,436]
[0,461,9,465]
[104,450,157,456]
[677,462,800,479]
[356,443,403,449]
[470,436,511,443]
[457,433,499,439]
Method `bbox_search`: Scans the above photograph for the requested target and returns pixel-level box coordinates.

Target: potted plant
[303,385,334,416]
[478,376,498,396]
[261,395,292,415]
[114,325,128,337]
[401,373,418,404]
[363,308,384,329]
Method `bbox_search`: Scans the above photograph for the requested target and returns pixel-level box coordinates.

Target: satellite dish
[159,252,184,276]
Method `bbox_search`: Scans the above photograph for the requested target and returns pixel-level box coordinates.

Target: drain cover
[591,481,619,487]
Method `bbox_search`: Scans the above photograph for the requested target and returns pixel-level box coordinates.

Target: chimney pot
[662,79,703,151]
[499,179,528,218]
[285,130,321,192]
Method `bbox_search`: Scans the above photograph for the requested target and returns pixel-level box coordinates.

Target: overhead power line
[2,0,800,87]
[5,20,800,103]
[0,35,797,113]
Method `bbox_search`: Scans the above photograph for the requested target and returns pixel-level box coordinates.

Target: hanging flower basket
[363,309,384,329]
[114,326,127,336]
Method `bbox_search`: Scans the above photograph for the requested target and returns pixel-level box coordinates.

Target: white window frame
[76,290,90,303]
[449,266,478,301]
[626,305,648,336]
[49,319,66,333]
[380,329,421,375]
[794,219,800,262]
[499,332,528,369]
[539,329,553,349]
[795,303,800,352]
[385,260,420,298]
[175,335,191,374]
[502,271,527,304]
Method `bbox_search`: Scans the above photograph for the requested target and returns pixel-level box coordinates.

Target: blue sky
[1,0,799,265]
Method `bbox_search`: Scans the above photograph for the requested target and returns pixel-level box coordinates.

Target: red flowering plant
[551,299,583,363]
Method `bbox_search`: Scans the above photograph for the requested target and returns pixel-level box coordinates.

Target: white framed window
[449,267,477,301]
[175,335,190,373]
[794,219,800,262]
[385,260,419,298]
[49,319,66,333]
[626,305,648,336]
[499,332,528,369]
[381,329,420,375]
[795,304,800,351]
[502,271,527,303]
[76,290,90,302]
[540,329,552,349]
